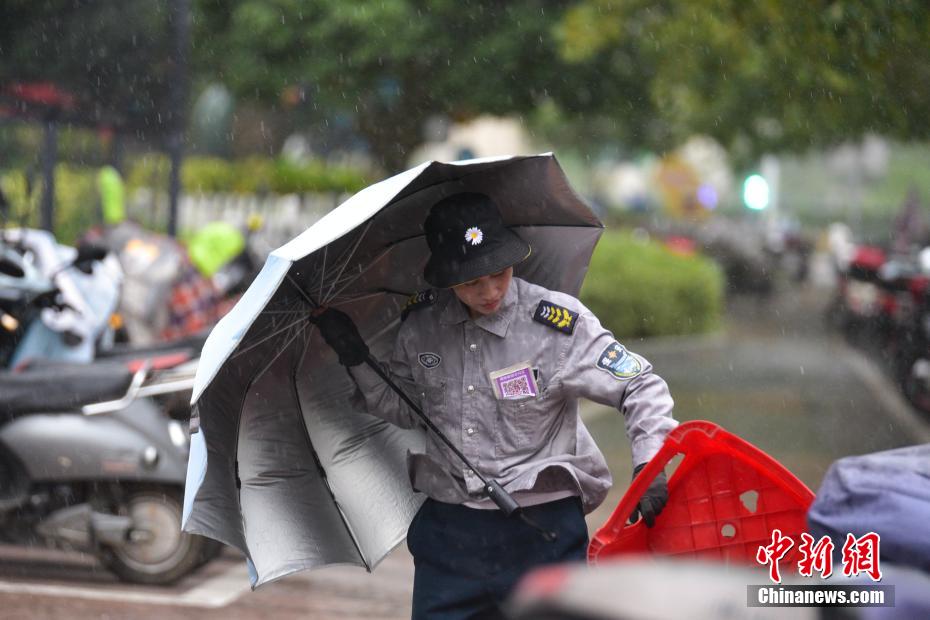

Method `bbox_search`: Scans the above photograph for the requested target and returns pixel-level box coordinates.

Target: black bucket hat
[422,192,532,288]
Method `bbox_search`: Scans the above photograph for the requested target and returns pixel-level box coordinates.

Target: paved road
[0,543,413,619]
[584,283,930,530]
[2,283,927,619]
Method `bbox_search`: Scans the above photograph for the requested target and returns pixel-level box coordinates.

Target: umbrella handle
[362,355,485,482]
[362,355,558,541]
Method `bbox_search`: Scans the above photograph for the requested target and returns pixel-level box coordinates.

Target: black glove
[313,308,370,367]
[629,462,668,528]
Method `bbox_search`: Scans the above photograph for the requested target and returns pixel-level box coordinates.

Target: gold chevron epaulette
[401,289,437,321]
[533,300,578,335]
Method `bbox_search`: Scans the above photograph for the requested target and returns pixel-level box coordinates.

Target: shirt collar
[438,279,519,338]
[439,289,470,325]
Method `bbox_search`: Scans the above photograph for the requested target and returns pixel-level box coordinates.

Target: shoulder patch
[595,341,642,379]
[401,289,437,321]
[533,300,579,335]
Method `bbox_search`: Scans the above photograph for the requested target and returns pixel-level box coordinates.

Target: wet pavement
[584,282,930,530]
[2,281,927,619]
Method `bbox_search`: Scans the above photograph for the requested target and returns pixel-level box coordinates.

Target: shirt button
[469,343,477,352]
[467,385,475,392]
[467,428,475,435]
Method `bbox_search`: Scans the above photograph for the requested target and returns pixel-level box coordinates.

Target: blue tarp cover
[808,443,930,571]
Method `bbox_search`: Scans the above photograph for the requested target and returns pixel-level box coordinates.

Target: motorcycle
[825,238,930,415]
[0,354,218,584]
[890,249,930,414]
[825,243,888,341]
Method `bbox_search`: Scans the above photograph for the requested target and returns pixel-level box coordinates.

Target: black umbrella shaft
[363,355,521,516]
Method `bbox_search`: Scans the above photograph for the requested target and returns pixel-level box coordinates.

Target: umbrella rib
[317,244,328,304]
[238,295,308,341]
[230,314,309,360]
[286,273,320,309]
[292,309,318,377]
[322,220,373,304]
[248,319,310,385]
[318,270,366,296]
[322,244,396,303]
[329,226,371,275]
[323,287,408,309]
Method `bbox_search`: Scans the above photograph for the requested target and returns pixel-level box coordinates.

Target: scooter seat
[96,331,208,361]
[0,362,134,417]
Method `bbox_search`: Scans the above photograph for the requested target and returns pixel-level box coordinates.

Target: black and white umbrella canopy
[182,153,604,587]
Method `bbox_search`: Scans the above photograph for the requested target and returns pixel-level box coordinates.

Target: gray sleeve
[347,326,420,429]
[559,309,677,466]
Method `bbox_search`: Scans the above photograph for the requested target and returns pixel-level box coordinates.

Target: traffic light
[742,174,770,210]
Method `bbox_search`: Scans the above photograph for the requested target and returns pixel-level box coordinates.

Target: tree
[191,0,655,171]
[556,0,930,162]
[9,0,926,176]
[0,0,178,140]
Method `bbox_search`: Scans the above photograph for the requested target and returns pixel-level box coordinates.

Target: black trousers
[406,496,589,620]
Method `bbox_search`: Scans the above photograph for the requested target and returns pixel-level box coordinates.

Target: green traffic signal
[742,174,770,210]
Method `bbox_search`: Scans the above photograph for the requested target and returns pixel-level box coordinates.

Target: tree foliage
[0,0,178,140]
[192,0,623,170]
[557,0,930,162]
[4,0,930,172]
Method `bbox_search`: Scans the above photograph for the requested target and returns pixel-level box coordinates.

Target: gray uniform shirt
[350,277,677,513]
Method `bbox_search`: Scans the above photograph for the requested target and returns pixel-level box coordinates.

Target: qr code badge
[489,361,539,400]
[501,374,532,398]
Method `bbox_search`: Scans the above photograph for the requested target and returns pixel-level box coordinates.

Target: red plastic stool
[588,420,815,569]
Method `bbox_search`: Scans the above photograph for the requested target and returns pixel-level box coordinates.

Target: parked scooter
[0,229,120,368]
[0,356,217,584]
[82,220,259,346]
[2,229,218,583]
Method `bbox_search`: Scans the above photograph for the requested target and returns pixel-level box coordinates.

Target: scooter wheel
[100,488,218,585]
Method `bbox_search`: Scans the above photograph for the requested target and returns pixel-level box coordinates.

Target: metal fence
[128,188,348,252]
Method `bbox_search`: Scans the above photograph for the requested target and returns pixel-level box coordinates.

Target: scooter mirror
[73,243,109,273]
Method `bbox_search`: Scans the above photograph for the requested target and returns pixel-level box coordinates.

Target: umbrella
[182,153,604,587]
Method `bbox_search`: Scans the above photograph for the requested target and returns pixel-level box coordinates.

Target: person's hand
[629,462,668,528]
[312,308,369,367]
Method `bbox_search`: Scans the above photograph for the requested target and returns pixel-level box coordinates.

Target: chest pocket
[495,381,562,456]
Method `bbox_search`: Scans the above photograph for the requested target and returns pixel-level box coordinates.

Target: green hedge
[127,155,371,196]
[580,230,724,338]
[0,165,99,245]
[1,155,371,243]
